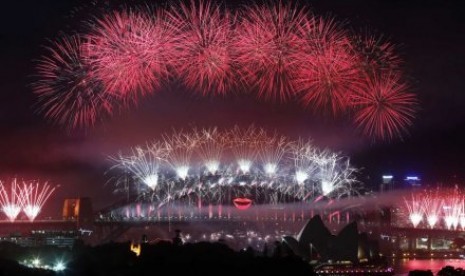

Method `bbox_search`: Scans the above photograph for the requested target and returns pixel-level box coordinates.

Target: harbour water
[392,259,465,275]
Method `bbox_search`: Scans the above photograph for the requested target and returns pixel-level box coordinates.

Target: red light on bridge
[233,198,252,210]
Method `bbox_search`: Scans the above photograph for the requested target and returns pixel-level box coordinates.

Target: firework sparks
[258,130,288,176]
[111,143,167,190]
[404,194,424,228]
[0,179,26,222]
[86,8,176,100]
[235,2,307,101]
[163,130,197,180]
[443,196,462,230]
[193,127,225,174]
[109,127,362,208]
[296,16,361,115]
[350,32,401,75]
[227,125,263,174]
[167,0,238,95]
[423,193,442,228]
[21,182,56,222]
[352,71,417,141]
[403,190,465,230]
[33,35,115,129]
[33,2,415,141]
[288,139,317,190]
[312,151,358,198]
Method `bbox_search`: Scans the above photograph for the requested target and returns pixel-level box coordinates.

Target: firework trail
[235,2,307,101]
[352,71,417,141]
[0,179,26,222]
[167,0,238,95]
[33,35,114,129]
[110,143,167,191]
[190,128,226,206]
[286,139,318,200]
[193,127,225,174]
[403,189,465,230]
[227,125,263,174]
[255,131,288,203]
[21,181,56,222]
[312,151,358,198]
[404,193,423,228]
[163,130,197,180]
[460,199,465,230]
[442,191,463,230]
[422,193,442,228]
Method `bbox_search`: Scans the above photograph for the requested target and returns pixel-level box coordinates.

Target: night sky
[0,0,464,215]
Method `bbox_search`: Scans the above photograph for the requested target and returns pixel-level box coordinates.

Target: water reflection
[392,259,465,275]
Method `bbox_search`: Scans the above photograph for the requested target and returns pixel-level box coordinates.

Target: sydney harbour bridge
[1,193,463,256]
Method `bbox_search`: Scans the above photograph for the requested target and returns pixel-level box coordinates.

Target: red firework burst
[31,2,418,140]
[234,2,308,101]
[33,35,114,129]
[86,8,176,101]
[352,72,417,141]
[167,0,237,95]
[296,17,362,115]
[350,31,401,75]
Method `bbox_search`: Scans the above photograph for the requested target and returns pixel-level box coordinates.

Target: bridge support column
[408,237,416,251]
[394,236,400,252]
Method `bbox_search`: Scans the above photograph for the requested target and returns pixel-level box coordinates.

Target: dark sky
[0,0,464,216]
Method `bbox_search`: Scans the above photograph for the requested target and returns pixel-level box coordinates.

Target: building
[62,197,94,227]
[380,175,394,192]
[404,176,421,188]
[1,230,78,248]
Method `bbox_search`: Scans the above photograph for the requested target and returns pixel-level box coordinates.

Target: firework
[34,2,416,141]
[460,214,465,231]
[296,16,361,115]
[167,0,238,95]
[352,71,417,141]
[0,179,26,222]
[423,193,444,228]
[110,143,167,190]
[235,2,307,101]
[404,194,423,228]
[312,151,358,198]
[163,130,197,179]
[460,199,465,231]
[193,127,226,174]
[403,189,465,230]
[86,8,176,101]
[33,35,114,129]
[21,182,56,222]
[288,139,317,188]
[257,130,288,176]
[350,32,401,75]
[109,126,361,207]
[227,125,263,174]
[443,195,462,230]
[423,193,442,228]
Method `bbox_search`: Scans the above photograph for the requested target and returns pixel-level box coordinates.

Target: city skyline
[0,0,464,215]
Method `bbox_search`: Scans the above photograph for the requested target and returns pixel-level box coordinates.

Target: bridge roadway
[0,218,463,244]
[0,219,78,235]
